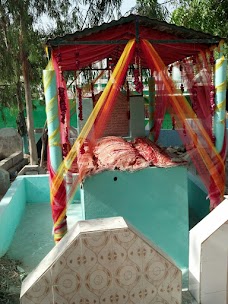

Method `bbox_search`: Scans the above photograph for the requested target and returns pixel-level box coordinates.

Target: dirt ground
[0,257,197,304]
[0,257,23,304]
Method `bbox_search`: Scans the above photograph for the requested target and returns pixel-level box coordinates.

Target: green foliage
[171,0,228,37]
[79,0,122,28]
[36,0,123,36]
[170,0,228,79]
[135,0,169,21]
[0,1,46,135]
[0,0,123,130]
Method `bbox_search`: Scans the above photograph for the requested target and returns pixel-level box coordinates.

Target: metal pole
[148,77,155,140]
[43,69,67,242]
[214,53,227,152]
[43,70,62,170]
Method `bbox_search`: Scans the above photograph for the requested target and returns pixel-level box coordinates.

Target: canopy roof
[46,14,222,71]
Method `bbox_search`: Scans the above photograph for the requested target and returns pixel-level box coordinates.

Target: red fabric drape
[52,56,70,154]
[51,21,212,71]
[152,72,168,142]
[141,39,225,209]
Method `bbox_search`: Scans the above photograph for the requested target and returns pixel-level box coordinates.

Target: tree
[0,4,25,132]
[134,0,169,21]
[0,2,47,164]
[36,0,122,35]
[171,0,228,48]
[0,0,123,165]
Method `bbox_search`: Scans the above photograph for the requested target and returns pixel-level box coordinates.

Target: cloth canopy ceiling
[46,14,222,71]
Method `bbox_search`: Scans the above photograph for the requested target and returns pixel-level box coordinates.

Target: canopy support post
[43,68,67,242]
[135,16,139,44]
[148,77,155,141]
[214,50,227,153]
[43,69,62,171]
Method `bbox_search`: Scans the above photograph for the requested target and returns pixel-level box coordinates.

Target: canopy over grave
[46,14,222,70]
[44,14,227,243]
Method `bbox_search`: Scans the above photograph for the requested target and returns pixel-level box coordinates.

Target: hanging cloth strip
[52,57,71,156]
[82,69,106,95]
[151,71,168,142]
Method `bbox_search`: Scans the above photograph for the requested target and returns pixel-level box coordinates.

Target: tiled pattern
[21,217,182,303]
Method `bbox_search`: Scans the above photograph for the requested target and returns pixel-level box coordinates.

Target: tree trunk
[16,81,27,137]
[40,120,47,168]
[21,53,38,164]
[19,13,38,165]
[16,81,24,112]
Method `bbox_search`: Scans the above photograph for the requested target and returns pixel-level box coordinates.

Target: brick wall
[94,91,129,137]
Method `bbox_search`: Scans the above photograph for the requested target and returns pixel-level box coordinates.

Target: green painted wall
[81,167,189,272]
[157,130,182,147]
[24,174,80,203]
[0,177,26,257]
[188,174,209,221]
[25,175,51,203]
[0,99,77,129]
[0,107,18,128]
[0,174,81,257]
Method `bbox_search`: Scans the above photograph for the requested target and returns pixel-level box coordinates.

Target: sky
[38,0,137,31]
[120,0,174,16]
[38,0,173,32]
[121,0,137,15]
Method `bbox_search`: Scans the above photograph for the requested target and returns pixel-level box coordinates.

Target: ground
[0,256,197,304]
[0,257,23,304]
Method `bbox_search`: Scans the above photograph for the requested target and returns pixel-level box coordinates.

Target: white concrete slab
[189,197,228,303]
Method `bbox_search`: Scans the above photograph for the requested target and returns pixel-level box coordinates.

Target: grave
[20,217,182,304]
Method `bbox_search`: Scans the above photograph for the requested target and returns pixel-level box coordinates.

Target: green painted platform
[6,203,83,272]
[81,166,189,273]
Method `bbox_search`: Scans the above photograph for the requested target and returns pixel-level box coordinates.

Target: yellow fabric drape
[141,39,225,204]
[51,39,136,229]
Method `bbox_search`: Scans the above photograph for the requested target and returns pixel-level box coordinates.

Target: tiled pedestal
[21,217,182,303]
